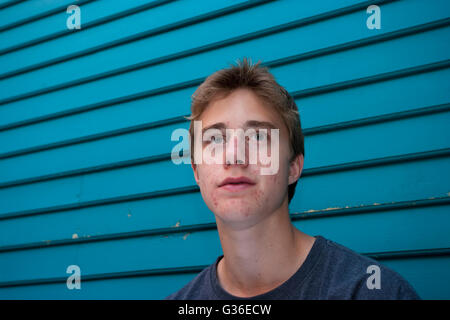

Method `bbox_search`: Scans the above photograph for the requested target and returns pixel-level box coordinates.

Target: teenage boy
[166,58,419,300]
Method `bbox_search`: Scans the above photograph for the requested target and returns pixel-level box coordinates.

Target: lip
[218,176,256,192]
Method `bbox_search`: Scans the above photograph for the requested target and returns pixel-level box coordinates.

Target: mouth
[218,176,256,192]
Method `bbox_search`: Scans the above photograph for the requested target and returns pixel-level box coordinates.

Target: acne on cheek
[254,189,263,202]
[253,189,268,210]
[269,174,282,190]
[266,174,286,203]
[212,194,219,207]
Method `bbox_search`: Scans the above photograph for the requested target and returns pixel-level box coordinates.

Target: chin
[211,202,263,227]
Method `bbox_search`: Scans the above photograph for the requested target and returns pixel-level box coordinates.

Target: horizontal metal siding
[0,0,449,299]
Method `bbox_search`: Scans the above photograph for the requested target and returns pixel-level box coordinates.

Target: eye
[211,135,224,144]
[250,130,267,142]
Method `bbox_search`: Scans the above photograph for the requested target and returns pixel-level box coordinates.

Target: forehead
[199,88,287,132]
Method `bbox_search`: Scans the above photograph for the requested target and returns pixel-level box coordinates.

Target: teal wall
[0,0,449,299]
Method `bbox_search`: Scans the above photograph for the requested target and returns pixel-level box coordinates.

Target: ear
[191,162,200,185]
[288,154,304,185]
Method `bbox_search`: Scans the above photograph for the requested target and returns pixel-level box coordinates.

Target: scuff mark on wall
[302,206,342,214]
[323,207,341,211]
[173,221,181,228]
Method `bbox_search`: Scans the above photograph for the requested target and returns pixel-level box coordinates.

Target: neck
[215,198,315,298]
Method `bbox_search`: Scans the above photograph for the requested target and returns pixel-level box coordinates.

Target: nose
[224,131,248,168]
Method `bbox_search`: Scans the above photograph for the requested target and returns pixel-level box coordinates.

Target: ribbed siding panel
[0,0,449,299]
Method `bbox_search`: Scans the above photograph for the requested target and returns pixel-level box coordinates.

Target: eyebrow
[202,120,277,135]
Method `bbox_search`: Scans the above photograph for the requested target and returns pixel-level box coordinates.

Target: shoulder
[164,262,216,300]
[317,237,420,300]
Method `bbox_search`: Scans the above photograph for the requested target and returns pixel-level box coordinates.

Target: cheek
[254,189,263,201]
[197,167,219,200]
[259,172,288,202]
[266,172,283,187]
[211,194,219,207]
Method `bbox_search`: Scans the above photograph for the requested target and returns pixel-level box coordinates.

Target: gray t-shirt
[165,236,420,300]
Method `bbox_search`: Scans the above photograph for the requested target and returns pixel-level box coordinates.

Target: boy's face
[192,88,303,229]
